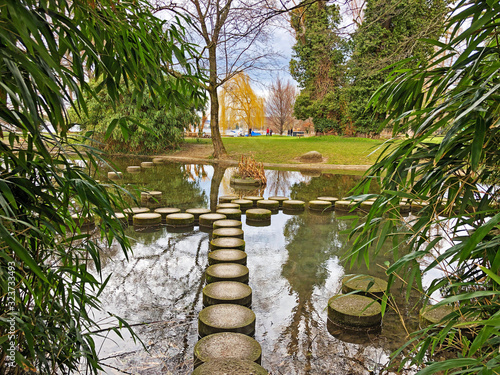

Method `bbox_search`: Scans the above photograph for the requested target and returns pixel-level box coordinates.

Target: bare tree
[267,76,297,135]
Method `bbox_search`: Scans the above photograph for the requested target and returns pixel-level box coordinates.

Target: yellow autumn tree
[219,73,264,133]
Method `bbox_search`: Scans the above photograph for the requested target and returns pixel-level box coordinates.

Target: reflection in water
[92,159,418,374]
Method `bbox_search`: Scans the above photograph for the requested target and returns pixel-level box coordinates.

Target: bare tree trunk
[208,45,227,159]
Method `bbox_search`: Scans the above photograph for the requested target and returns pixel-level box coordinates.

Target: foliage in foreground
[348,0,500,373]
[73,80,202,153]
[0,0,203,373]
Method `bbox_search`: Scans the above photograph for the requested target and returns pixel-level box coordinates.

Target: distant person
[270,129,273,136]
[266,128,269,136]
[248,128,252,137]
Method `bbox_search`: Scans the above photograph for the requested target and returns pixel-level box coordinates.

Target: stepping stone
[246,219,271,227]
[198,304,255,337]
[152,157,164,164]
[192,359,268,375]
[328,294,382,328]
[140,191,162,203]
[219,195,239,204]
[154,207,181,222]
[186,208,211,223]
[308,200,332,211]
[133,212,161,226]
[420,305,455,325]
[193,332,261,368]
[256,200,279,210]
[213,228,244,239]
[126,165,141,173]
[282,200,305,211]
[231,199,253,211]
[107,171,123,180]
[342,275,388,299]
[216,203,240,210]
[208,249,247,266]
[165,213,194,227]
[213,219,242,229]
[334,200,356,211]
[216,208,242,220]
[199,213,227,228]
[123,207,150,222]
[360,200,375,210]
[317,196,339,204]
[203,281,252,307]
[140,161,154,168]
[268,196,289,207]
[246,208,271,222]
[243,196,264,206]
[205,263,249,284]
[113,212,128,226]
[210,237,245,251]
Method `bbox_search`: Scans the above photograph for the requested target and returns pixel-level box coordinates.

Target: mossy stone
[123,207,150,222]
[216,208,242,220]
[268,196,289,207]
[205,263,249,284]
[186,208,212,222]
[192,359,268,375]
[282,200,305,210]
[256,200,279,210]
[213,219,243,230]
[246,208,272,222]
[208,249,247,266]
[213,228,244,239]
[317,196,339,204]
[140,161,154,168]
[328,294,382,328]
[334,200,356,211]
[126,165,141,173]
[231,177,261,186]
[166,213,195,227]
[400,202,411,213]
[360,200,375,211]
[133,213,161,226]
[342,274,388,299]
[198,304,256,337]
[217,203,240,210]
[219,195,239,204]
[308,200,332,211]
[203,281,252,307]
[199,213,227,228]
[231,199,253,211]
[113,212,128,225]
[420,305,455,325]
[210,237,245,251]
[243,196,264,206]
[140,191,162,203]
[246,219,271,227]
[107,171,123,180]
[193,332,261,368]
[154,207,181,222]
[152,157,164,164]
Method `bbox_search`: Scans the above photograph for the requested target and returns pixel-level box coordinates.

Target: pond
[93,159,422,375]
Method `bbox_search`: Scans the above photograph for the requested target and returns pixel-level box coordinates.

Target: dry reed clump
[237,155,267,185]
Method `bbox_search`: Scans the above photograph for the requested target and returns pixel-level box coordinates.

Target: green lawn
[221,135,388,165]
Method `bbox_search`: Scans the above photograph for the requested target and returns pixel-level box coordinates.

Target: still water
[94,159,421,375]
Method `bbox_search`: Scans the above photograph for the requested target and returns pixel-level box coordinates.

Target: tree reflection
[265,169,294,196]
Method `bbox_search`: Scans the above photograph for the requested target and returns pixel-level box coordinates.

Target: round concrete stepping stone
[328,294,382,328]
[246,219,271,227]
[219,195,239,204]
[133,212,161,226]
[166,213,195,227]
[192,359,267,375]
[342,275,388,299]
[268,196,289,207]
[360,200,375,211]
[126,165,141,173]
[154,207,181,222]
[213,227,244,239]
[199,213,227,228]
[334,200,356,211]
[71,213,94,227]
[203,281,252,307]
[210,237,245,251]
[123,207,150,222]
[317,196,339,204]
[107,171,123,180]
[208,249,247,266]
[231,199,253,211]
[140,191,162,203]
[140,161,154,168]
[308,200,332,211]
[282,200,305,210]
[216,208,242,220]
[231,177,261,186]
[186,208,211,223]
[217,203,240,210]
[113,212,128,225]
[411,200,427,212]
[152,157,164,164]
[213,219,243,229]
[420,305,455,325]
[246,208,272,222]
[256,200,279,210]
[205,263,249,284]
[243,196,264,206]
[193,332,261,368]
[400,202,411,214]
[198,304,255,337]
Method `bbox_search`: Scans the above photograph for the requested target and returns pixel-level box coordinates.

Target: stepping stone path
[213,227,244,239]
[342,274,388,299]
[140,191,162,204]
[213,219,242,229]
[198,304,256,337]
[123,207,150,223]
[216,208,242,220]
[317,196,339,204]
[192,359,268,375]
[126,165,141,173]
[216,203,240,210]
[154,207,181,223]
[140,161,154,168]
[186,208,211,224]
[268,196,289,207]
[282,200,305,211]
[166,213,194,228]
[328,294,382,328]
[210,237,245,251]
[243,196,264,207]
[108,171,122,180]
[203,281,252,307]
[308,200,332,211]
[199,213,227,228]
[256,199,279,210]
[246,208,272,222]
[133,212,161,227]
[230,199,253,211]
[205,263,249,284]
[208,249,247,266]
[218,195,239,204]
